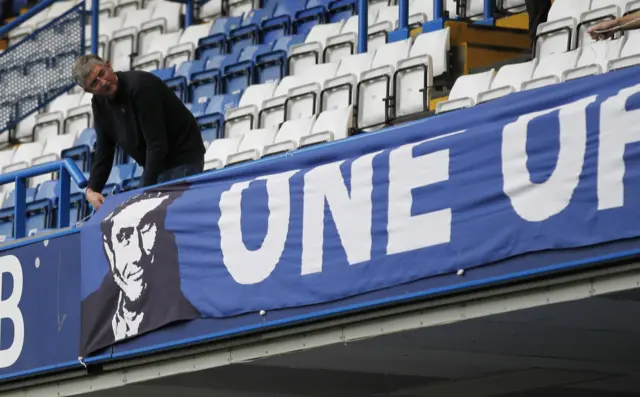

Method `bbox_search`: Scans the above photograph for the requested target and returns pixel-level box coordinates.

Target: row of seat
[437,29,639,114]
[534,0,640,57]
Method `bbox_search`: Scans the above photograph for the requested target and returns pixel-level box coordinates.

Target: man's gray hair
[72,54,107,87]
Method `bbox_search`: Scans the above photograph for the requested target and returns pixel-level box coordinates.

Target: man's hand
[587,19,620,40]
[86,188,105,211]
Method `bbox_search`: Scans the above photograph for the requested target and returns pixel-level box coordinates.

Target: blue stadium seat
[29,180,86,227]
[102,164,137,196]
[328,0,356,22]
[197,113,224,145]
[2,188,37,210]
[294,0,331,35]
[166,60,207,102]
[189,99,207,117]
[122,164,143,191]
[196,16,243,60]
[62,128,97,172]
[189,52,240,102]
[206,93,241,116]
[26,181,57,232]
[227,25,261,54]
[152,66,176,81]
[260,0,307,44]
[242,5,275,27]
[223,44,273,94]
[256,34,305,83]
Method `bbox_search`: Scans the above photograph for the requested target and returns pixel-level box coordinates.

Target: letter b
[0,255,24,368]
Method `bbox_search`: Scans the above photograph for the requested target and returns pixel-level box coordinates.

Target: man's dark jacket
[88,71,205,191]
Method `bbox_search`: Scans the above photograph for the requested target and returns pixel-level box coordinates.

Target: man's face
[105,196,169,302]
[83,63,118,97]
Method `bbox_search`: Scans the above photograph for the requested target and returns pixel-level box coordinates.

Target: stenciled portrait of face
[102,194,169,303]
[87,187,200,345]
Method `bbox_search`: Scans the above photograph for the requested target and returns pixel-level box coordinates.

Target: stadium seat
[263,115,316,155]
[288,21,345,74]
[563,38,624,80]
[477,60,535,103]
[223,81,278,137]
[356,39,412,130]
[165,22,213,67]
[166,59,207,101]
[102,163,137,195]
[256,34,306,83]
[190,52,241,99]
[33,112,64,142]
[608,30,640,70]
[204,138,241,170]
[109,8,155,72]
[321,51,373,113]
[436,69,496,114]
[293,0,331,36]
[62,128,97,171]
[195,16,243,60]
[122,164,144,191]
[304,104,353,146]
[260,0,307,45]
[133,30,183,71]
[576,0,626,47]
[227,126,278,165]
[522,50,579,90]
[198,113,225,145]
[223,44,273,94]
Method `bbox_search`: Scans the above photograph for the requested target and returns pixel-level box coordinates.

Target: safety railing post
[13,177,27,239]
[185,0,194,27]
[58,166,71,229]
[357,0,368,53]
[91,0,99,54]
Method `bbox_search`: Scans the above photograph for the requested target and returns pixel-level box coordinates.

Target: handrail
[0,0,59,38]
[0,159,88,239]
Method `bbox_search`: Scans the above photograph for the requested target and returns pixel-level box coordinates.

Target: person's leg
[526,0,552,44]
[156,161,204,184]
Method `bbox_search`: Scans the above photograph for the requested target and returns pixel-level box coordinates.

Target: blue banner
[0,232,81,379]
[80,66,640,356]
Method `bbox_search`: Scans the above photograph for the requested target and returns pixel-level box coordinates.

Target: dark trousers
[526,0,552,43]
[157,161,204,184]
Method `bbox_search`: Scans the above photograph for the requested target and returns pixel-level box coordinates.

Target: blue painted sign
[0,232,81,380]
[79,66,640,356]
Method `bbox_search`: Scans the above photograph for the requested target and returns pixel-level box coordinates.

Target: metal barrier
[0,1,85,134]
[0,159,87,239]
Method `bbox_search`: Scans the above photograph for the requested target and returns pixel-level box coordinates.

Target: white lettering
[301,152,377,275]
[387,144,451,255]
[502,96,596,221]
[219,171,297,284]
[598,84,640,210]
[0,255,23,368]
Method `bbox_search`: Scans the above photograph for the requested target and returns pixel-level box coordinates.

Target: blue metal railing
[0,160,87,239]
[0,0,57,38]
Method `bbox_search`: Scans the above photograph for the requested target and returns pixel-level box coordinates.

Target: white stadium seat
[263,115,317,155]
[227,126,278,165]
[204,138,241,170]
[609,30,640,70]
[563,38,624,80]
[165,22,212,67]
[303,105,354,147]
[288,21,345,74]
[357,39,412,130]
[477,60,535,103]
[436,69,495,114]
[322,52,374,112]
[224,82,278,138]
[523,50,579,90]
